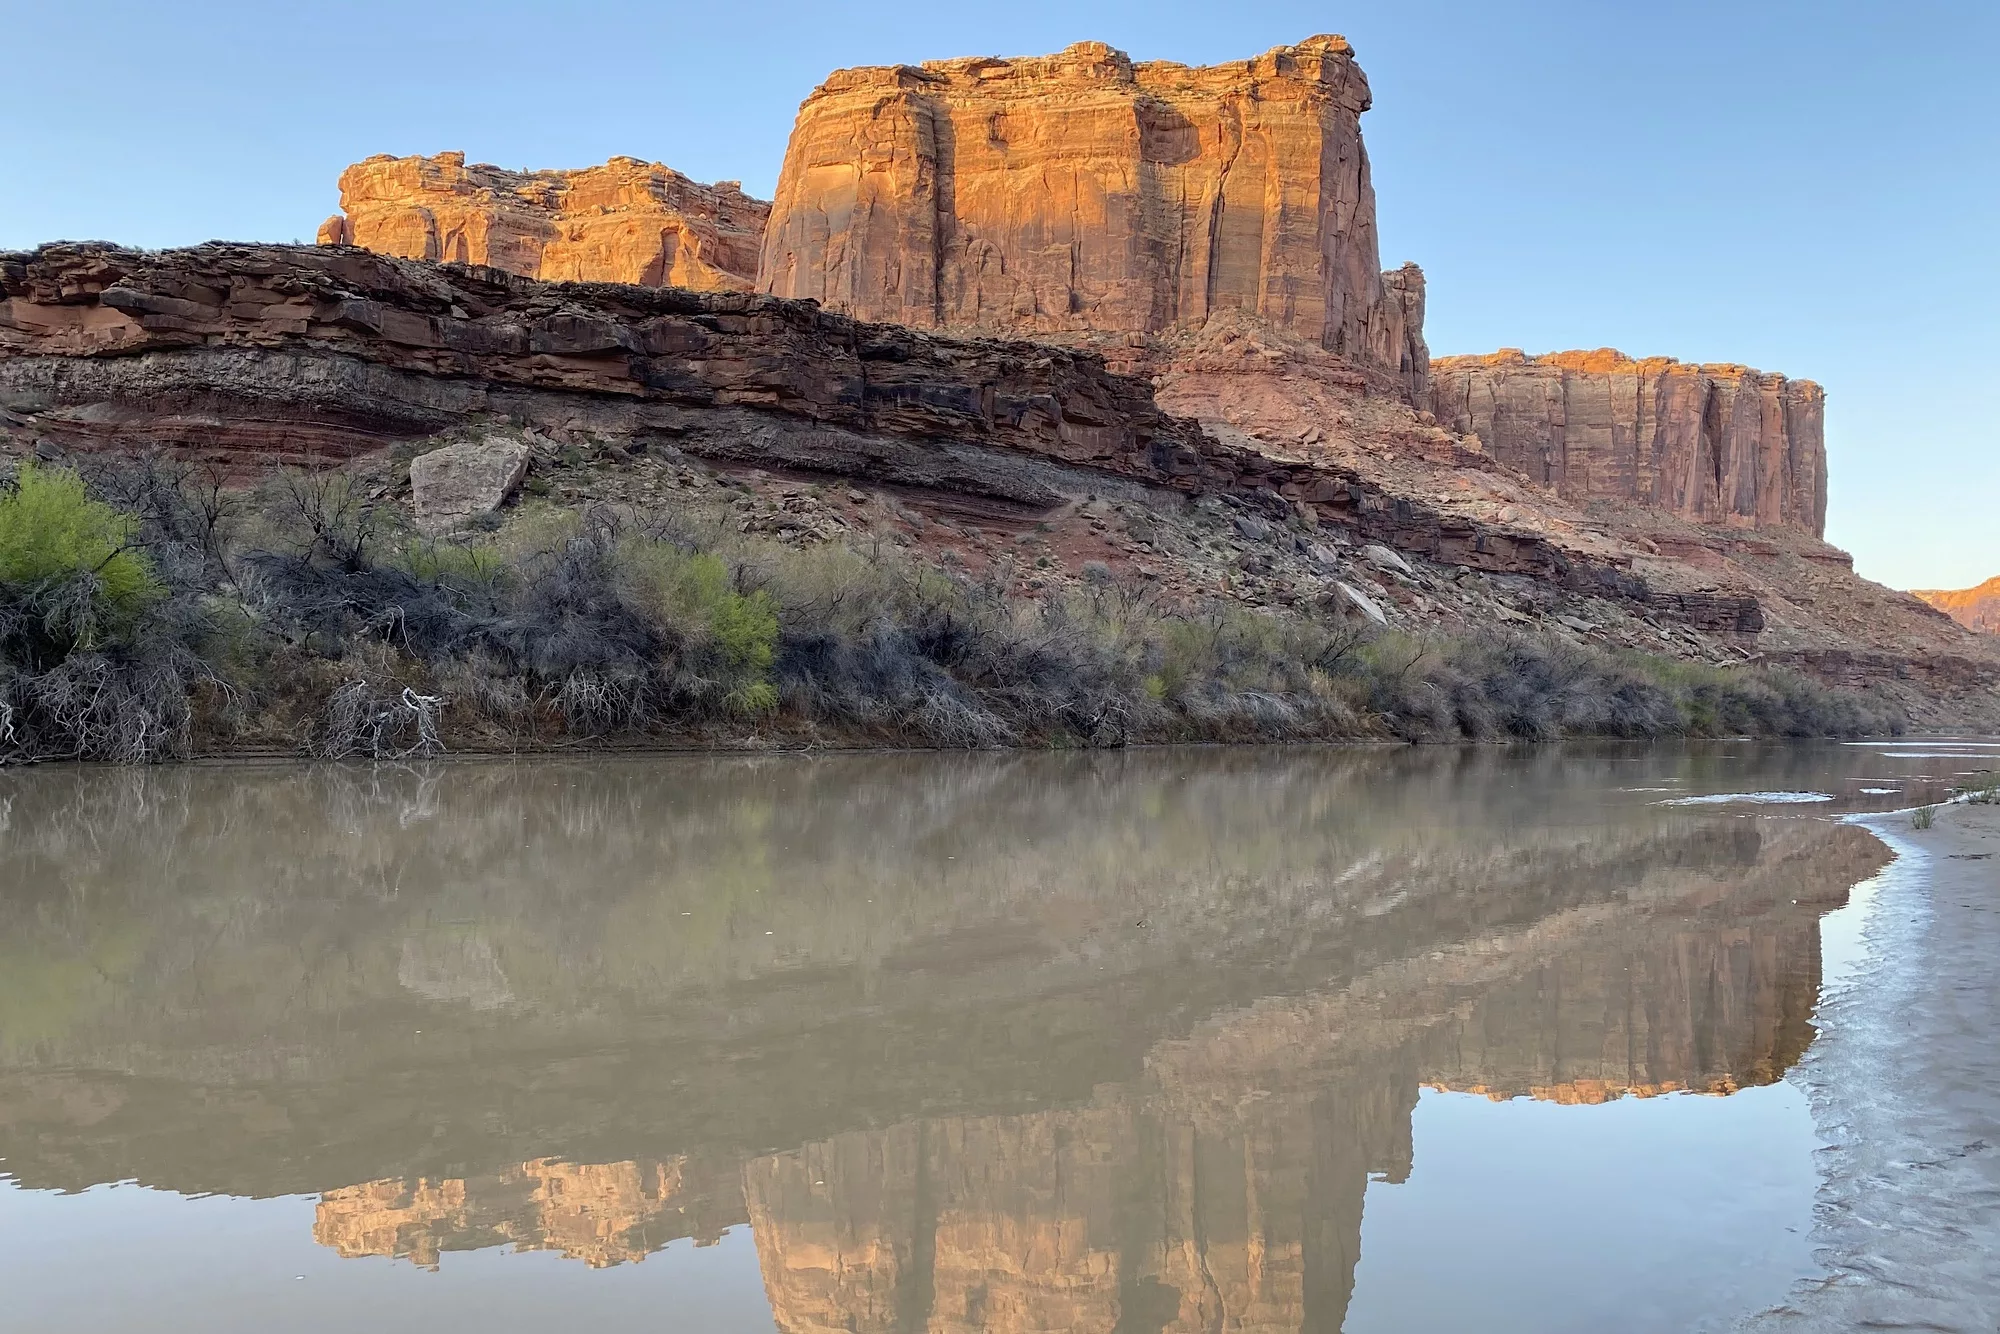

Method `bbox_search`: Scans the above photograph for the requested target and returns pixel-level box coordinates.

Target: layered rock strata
[1429,349,1827,536]
[319,152,767,292]
[758,37,1430,397]
[0,242,1667,609]
[8,242,1997,697]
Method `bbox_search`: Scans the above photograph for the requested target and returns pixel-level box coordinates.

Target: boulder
[410,438,532,533]
[1335,580,1389,625]
[1361,543,1412,576]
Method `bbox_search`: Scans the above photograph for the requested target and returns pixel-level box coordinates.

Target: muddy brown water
[0,739,1991,1332]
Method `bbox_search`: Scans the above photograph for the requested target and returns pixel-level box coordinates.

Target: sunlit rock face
[1427,349,1828,536]
[758,37,1428,396]
[1913,576,2000,634]
[320,152,769,292]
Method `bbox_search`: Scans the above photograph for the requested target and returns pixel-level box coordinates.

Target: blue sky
[5,1,1993,589]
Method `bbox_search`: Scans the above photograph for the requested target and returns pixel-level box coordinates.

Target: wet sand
[1750,802,2000,1330]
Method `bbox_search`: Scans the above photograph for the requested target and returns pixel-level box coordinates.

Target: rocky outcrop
[0,240,1200,483]
[8,243,1997,687]
[758,38,1429,396]
[1428,349,1828,536]
[319,152,767,291]
[1913,576,2000,633]
[0,242,1663,606]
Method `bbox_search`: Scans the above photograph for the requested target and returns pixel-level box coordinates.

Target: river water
[0,740,1991,1333]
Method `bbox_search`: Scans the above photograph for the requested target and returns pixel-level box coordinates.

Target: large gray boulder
[1335,580,1389,626]
[1360,543,1413,577]
[410,438,532,533]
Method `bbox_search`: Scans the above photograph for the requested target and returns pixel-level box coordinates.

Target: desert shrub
[79,454,235,592]
[393,538,503,586]
[617,540,779,712]
[1343,629,1895,743]
[1123,604,1360,740]
[0,461,163,664]
[2,454,1903,760]
[264,470,385,571]
[0,462,217,763]
[244,508,670,736]
[753,557,1157,745]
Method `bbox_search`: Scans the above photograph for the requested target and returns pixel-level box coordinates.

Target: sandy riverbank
[1748,801,2000,1330]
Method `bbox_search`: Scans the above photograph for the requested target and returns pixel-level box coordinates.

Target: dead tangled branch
[310,681,446,760]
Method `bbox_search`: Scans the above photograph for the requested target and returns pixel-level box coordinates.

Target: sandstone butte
[1914,576,2000,633]
[318,152,768,291]
[24,33,1992,712]
[1428,349,1828,536]
[757,37,1430,398]
[305,35,1846,546]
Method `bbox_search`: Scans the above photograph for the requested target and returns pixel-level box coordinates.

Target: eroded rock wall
[1429,349,1828,536]
[0,242,1655,608]
[757,37,1428,395]
[1913,576,2000,634]
[320,152,768,292]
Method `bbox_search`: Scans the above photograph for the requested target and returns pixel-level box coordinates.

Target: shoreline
[1749,800,2000,1328]
[6,729,1973,772]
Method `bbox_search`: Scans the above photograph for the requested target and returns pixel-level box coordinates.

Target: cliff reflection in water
[0,748,1889,1330]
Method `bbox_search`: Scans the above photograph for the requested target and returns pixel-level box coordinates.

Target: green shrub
[392,538,503,586]
[617,541,778,709]
[9,455,1903,759]
[0,461,163,657]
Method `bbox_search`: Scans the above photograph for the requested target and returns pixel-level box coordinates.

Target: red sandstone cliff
[4,240,1995,717]
[319,152,768,291]
[0,243,1658,608]
[1914,576,2000,634]
[1428,349,1828,537]
[756,37,1429,397]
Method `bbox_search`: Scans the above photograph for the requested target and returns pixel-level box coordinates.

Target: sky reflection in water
[0,740,1968,1331]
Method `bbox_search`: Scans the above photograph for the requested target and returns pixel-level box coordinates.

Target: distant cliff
[1914,576,2000,633]
[1428,349,1828,536]
[757,38,1429,397]
[318,152,768,291]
